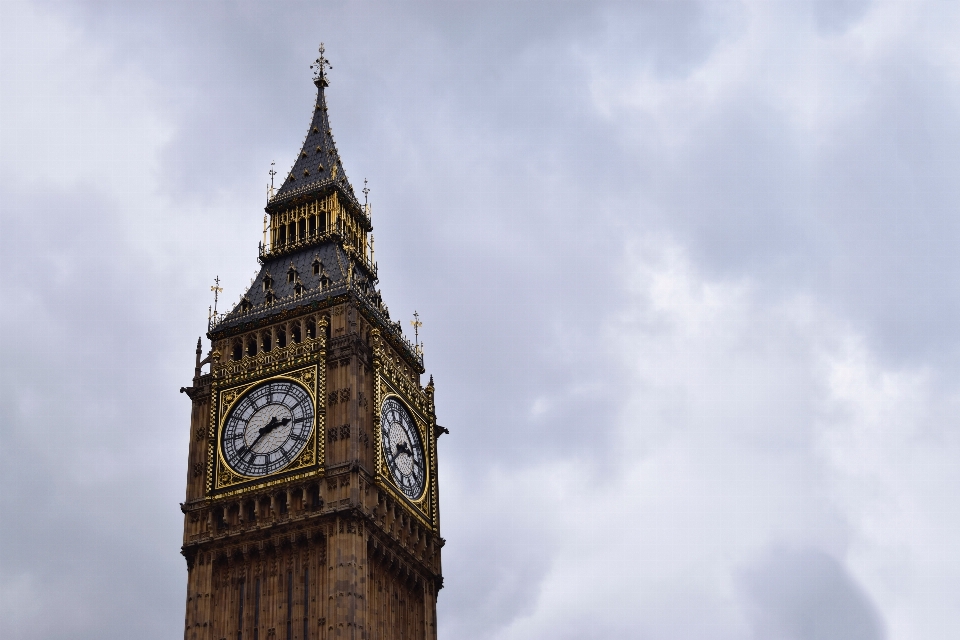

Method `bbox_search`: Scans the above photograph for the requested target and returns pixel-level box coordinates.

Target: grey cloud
[3,1,960,639]
[740,547,885,640]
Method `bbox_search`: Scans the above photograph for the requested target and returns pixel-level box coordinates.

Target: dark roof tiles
[272,79,357,207]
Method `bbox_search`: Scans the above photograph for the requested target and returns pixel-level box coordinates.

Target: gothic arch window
[261,331,272,352]
[306,318,316,339]
[231,339,243,361]
[246,336,257,357]
[276,326,286,348]
[312,257,322,276]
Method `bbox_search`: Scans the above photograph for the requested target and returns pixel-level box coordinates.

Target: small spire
[411,311,423,347]
[267,161,276,200]
[210,275,224,316]
[363,178,369,205]
[310,42,332,86]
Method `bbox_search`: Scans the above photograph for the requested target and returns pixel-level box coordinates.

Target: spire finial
[268,161,276,200]
[311,43,332,86]
[411,311,423,347]
[363,178,369,205]
[210,276,223,316]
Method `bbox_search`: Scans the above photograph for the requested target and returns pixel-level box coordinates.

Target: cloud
[740,546,885,640]
[2,1,960,639]
[440,237,960,639]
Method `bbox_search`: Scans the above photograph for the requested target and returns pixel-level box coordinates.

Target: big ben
[179,45,445,640]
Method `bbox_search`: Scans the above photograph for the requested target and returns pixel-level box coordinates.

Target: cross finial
[411,311,423,347]
[268,161,276,199]
[311,43,332,85]
[363,178,370,205]
[211,276,224,316]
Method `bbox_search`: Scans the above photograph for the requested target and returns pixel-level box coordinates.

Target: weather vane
[211,276,224,316]
[410,311,423,347]
[311,43,332,84]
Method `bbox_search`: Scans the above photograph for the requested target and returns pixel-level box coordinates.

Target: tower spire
[271,43,358,207]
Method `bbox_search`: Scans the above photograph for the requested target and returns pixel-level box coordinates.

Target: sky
[1,1,959,638]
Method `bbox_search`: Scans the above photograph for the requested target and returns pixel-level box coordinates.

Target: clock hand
[238,416,293,459]
[395,442,412,457]
[237,427,270,458]
[258,416,291,436]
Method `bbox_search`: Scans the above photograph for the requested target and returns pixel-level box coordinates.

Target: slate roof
[268,75,360,211]
[211,242,374,333]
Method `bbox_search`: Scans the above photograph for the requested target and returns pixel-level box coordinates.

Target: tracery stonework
[179,45,445,640]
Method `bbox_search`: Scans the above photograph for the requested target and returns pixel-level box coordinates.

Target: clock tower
[179,46,445,640]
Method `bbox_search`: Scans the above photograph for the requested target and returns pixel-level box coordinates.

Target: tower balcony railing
[207,273,424,370]
[258,220,377,277]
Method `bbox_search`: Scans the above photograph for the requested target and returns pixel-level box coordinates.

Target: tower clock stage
[178,45,446,640]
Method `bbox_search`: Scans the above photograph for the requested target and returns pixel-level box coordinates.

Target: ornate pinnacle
[310,43,332,86]
[411,311,423,347]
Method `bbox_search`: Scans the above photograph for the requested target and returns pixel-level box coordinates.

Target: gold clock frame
[208,364,324,497]
[373,371,436,529]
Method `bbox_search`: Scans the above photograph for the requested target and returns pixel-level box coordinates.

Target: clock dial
[221,379,314,477]
[380,397,426,499]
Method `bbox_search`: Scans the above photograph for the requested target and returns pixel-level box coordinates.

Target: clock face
[380,397,426,499]
[221,379,315,477]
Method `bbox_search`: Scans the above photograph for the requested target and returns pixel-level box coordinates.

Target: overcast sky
[2,1,959,639]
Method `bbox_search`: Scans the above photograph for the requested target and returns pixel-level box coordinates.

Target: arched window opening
[306,318,316,339]
[293,281,304,297]
[261,331,272,352]
[246,336,257,357]
[309,215,317,236]
[276,327,286,348]
[232,340,243,361]
[312,258,322,276]
[307,484,322,509]
[262,274,273,292]
[298,218,306,239]
[291,324,302,344]
[287,265,298,283]
[277,225,286,246]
